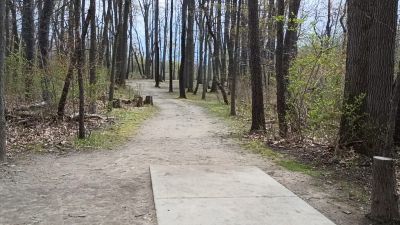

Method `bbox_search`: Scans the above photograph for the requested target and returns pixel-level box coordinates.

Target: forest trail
[0,80,361,225]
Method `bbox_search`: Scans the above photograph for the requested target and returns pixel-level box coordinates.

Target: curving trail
[0,80,363,225]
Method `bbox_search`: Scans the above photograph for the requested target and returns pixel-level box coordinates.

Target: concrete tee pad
[150,165,336,225]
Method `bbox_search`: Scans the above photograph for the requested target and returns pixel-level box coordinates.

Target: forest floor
[0,80,370,225]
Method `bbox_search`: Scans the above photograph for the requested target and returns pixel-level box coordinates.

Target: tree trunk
[88,0,97,114]
[178,0,188,98]
[339,0,397,156]
[230,0,241,116]
[0,0,6,162]
[143,2,151,78]
[154,0,160,87]
[38,0,55,102]
[116,0,130,86]
[57,0,75,117]
[278,0,301,137]
[248,0,266,132]
[21,0,35,100]
[162,0,169,82]
[168,0,174,92]
[185,0,195,92]
[266,0,275,87]
[275,0,286,136]
[74,0,85,139]
[370,157,399,223]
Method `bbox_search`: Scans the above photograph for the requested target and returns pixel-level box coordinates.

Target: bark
[201,32,209,100]
[178,0,188,98]
[210,0,221,93]
[140,0,152,78]
[99,0,112,67]
[74,0,85,139]
[221,0,230,86]
[169,0,174,92]
[57,0,75,117]
[154,0,160,87]
[194,10,205,95]
[279,0,301,137]
[230,0,241,116]
[8,0,19,52]
[22,0,35,100]
[38,0,55,102]
[370,157,399,223]
[248,0,266,132]
[339,0,397,156]
[275,0,286,136]
[0,0,6,162]
[162,0,168,82]
[116,0,130,86]
[185,0,195,92]
[88,0,97,114]
[266,0,275,86]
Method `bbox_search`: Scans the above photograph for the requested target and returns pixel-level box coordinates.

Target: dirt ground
[0,80,369,225]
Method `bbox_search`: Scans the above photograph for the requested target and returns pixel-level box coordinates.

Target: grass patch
[278,160,321,177]
[243,140,281,159]
[74,106,157,150]
[184,93,321,177]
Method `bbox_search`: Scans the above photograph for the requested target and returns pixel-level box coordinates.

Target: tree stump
[370,156,400,223]
[136,96,144,107]
[144,96,153,105]
[112,99,122,108]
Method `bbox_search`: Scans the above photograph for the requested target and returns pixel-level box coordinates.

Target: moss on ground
[74,106,157,150]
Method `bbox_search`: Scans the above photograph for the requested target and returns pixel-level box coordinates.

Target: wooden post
[370,156,400,223]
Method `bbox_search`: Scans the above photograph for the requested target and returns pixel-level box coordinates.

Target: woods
[0,0,400,223]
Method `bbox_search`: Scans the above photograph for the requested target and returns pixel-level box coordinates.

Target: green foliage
[287,39,345,143]
[5,51,111,113]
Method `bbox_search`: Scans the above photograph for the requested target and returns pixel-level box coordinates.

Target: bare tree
[0,0,6,161]
[21,0,35,100]
[248,0,266,132]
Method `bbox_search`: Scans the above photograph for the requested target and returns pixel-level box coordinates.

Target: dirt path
[0,80,365,225]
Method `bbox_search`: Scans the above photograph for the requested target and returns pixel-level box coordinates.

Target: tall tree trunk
[74,0,85,139]
[88,0,97,113]
[266,0,275,87]
[185,0,195,92]
[339,0,397,156]
[230,0,241,116]
[99,0,112,67]
[221,0,230,86]
[0,0,6,162]
[38,0,55,102]
[162,0,168,82]
[194,10,205,95]
[57,0,75,117]
[168,0,174,92]
[278,0,301,137]
[22,0,35,100]
[248,0,266,132]
[178,0,188,98]
[154,0,160,87]
[116,0,130,86]
[143,2,151,78]
[275,0,286,137]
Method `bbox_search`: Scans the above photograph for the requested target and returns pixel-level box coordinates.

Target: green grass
[74,106,157,150]
[184,93,321,177]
